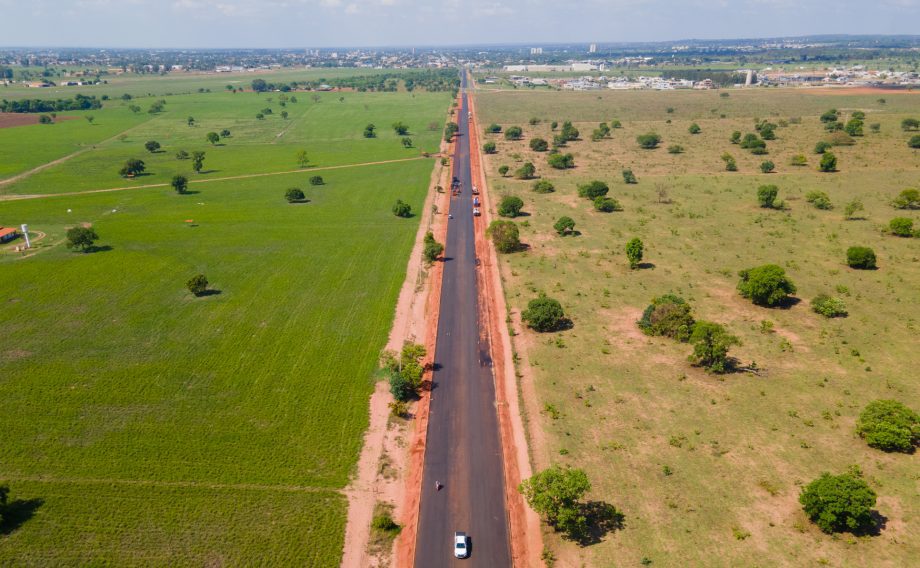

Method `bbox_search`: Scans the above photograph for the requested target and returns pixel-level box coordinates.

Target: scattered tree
[625,237,643,269]
[553,216,576,236]
[191,151,206,173]
[622,169,637,184]
[309,175,324,186]
[285,187,306,203]
[856,400,919,453]
[392,199,412,218]
[844,199,865,220]
[518,465,591,539]
[805,190,833,210]
[498,195,525,218]
[721,153,738,171]
[811,294,848,318]
[846,246,876,269]
[594,196,621,212]
[532,180,554,193]
[505,126,523,140]
[730,131,742,144]
[737,264,796,306]
[423,231,444,262]
[281,110,288,119]
[530,137,549,152]
[296,150,309,168]
[206,132,220,145]
[820,108,839,123]
[515,162,536,179]
[85,115,95,124]
[559,121,579,141]
[144,140,161,153]
[171,174,188,194]
[638,295,694,341]
[909,135,920,149]
[900,118,919,131]
[790,154,808,166]
[522,295,566,332]
[364,123,377,138]
[577,180,608,200]
[498,165,510,177]
[688,321,740,373]
[488,220,521,253]
[65,226,99,252]
[892,188,920,209]
[220,129,231,137]
[401,137,413,148]
[819,152,837,172]
[814,140,832,154]
[482,141,497,154]
[760,160,775,173]
[799,472,877,534]
[485,123,502,134]
[636,132,661,149]
[176,149,189,160]
[757,184,780,208]
[392,121,409,135]
[547,153,575,169]
[889,217,914,237]
[688,122,701,134]
[187,116,195,126]
[118,158,146,178]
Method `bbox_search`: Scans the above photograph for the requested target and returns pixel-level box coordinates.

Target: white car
[454,532,469,559]
[472,208,480,216]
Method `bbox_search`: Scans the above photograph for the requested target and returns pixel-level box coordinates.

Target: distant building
[0,226,19,243]
[589,43,597,53]
[530,47,543,55]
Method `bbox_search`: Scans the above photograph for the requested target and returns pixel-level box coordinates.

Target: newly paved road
[414,72,511,567]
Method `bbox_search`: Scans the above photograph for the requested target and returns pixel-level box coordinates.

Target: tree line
[0,94,103,113]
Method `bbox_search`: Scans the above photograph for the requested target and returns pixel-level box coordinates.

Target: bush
[522,295,566,332]
[392,199,412,218]
[667,144,684,154]
[577,180,609,200]
[814,141,832,154]
[760,160,775,174]
[498,165,510,177]
[547,153,575,169]
[811,294,848,318]
[625,237,643,269]
[638,295,694,341]
[559,121,579,141]
[844,199,864,220]
[529,138,549,152]
[688,123,701,134]
[819,152,837,172]
[846,246,876,269]
[856,399,919,453]
[553,216,575,236]
[889,217,914,237]
[737,264,796,307]
[371,512,402,534]
[844,119,863,136]
[486,123,502,134]
[593,196,621,212]
[145,140,161,153]
[482,141,497,154]
[622,169,637,184]
[388,369,415,402]
[515,162,536,179]
[498,195,524,218]
[721,153,737,171]
[892,188,920,209]
[805,190,832,210]
[532,180,555,193]
[790,154,808,166]
[740,133,765,151]
[820,109,839,123]
[901,118,919,131]
[799,472,876,534]
[688,321,740,373]
[636,133,661,149]
[285,187,305,202]
[488,220,520,253]
[186,274,208,296]
[505,126,523,140]
[423,231,444,262]
[757,184,779,208]
[910,135,920,149]
[730,131,741,144]
[309,176,324,186]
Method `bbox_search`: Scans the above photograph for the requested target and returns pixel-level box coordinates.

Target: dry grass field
[475,87,920,567]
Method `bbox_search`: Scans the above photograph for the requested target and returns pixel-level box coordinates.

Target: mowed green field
[0,156,436,563]
[476,87,920,566]
[1,88,449,194]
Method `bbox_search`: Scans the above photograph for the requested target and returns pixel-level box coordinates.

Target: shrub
[909,135,920,149]
[889,217,914,237]
[688,123,701,134]
[392,199,412,218]
[892,188,920,209]
[488,220,520,253]
[171,174,189,194]
[814,141,832,154]
[144,140,161,153]
[515,162,536,179]
[577,180,609,200]
[760,160,775,174]
[740,133,765,150]
[667,144,684,154]
[799,472,876,534]
[553,216,575,236]
[721,153,737,171]
[559,121,579,141]
[819,152,837,172]
[636,132,661,149]
[482,141,497,154]
[844,119,864,136]
[532,180,555,193]
[547,153,575,169]
[498,195,524,218]
[811,294,848,318]
[820,109,839,123]
[750,146,768,156]
[856,399,919,453]
[688,321,740,373]
[846,246,876,269]
[388,369,415,402]
[486,123,502,134]
[498,165,510,177]
[757,184,779,208]
[844,199,864,220]
[522,295,566,332]
[622,169,637,184]
[639,295,694,341]
[737,264,797,306]
[422,231,444,262]
[594,196,621,212]
[625,237,643,269]
[790,154,808,166]
[530,138,549,152]
[176,149,189,160]
[371,512,401,535]
[505,126,523,140]
[186,274,209,296]
[805,190,832,210]
[285,187,305,203]
[730,131,741,144]
[901,118,919,131]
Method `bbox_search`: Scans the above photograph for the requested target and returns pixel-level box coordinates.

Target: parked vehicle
[472,208,481,216]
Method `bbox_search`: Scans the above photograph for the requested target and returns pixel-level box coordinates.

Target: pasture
[476,87,920,566]
[0,148,438,562]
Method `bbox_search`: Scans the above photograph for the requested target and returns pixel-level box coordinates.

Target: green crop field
[477,87,920,566]
[0,80,449,564]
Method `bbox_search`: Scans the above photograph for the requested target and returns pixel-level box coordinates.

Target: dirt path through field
[0,156,432,201]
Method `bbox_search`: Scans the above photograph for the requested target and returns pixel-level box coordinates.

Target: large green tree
[799,472,877,534]
[518,465,591,539]
[498,195,524,218]
[688,321,740,373]
[522,295,566,332]
[171,174,188,194]
[856,400,919,452]
[65,226,99,252]
[487,220,520,253]
[737,264,796,306]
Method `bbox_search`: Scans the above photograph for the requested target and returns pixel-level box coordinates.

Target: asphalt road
[413,72,512,567]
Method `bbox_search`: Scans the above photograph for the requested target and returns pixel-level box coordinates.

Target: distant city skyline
[1,0,918,49]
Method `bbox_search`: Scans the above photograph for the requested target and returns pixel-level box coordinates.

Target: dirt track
[0,113,78,129]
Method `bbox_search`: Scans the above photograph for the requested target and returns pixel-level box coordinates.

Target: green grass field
[477,87,920,566]
[1,89,448,194]
[0,88,442,564]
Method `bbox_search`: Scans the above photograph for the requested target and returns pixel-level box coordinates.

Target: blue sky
[1,0,918,48]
